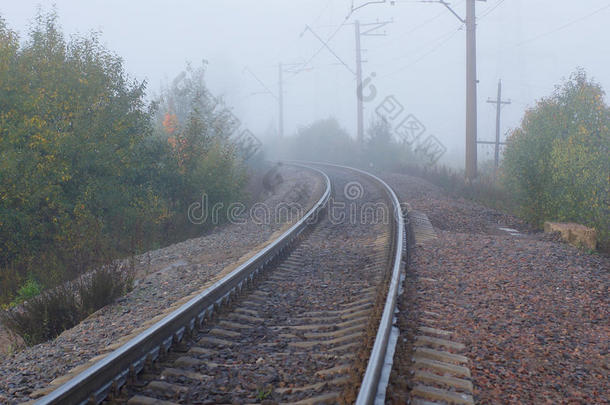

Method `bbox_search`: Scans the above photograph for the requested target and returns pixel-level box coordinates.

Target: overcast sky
[2,0,609,167]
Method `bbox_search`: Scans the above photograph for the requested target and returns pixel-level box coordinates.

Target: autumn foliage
[0,11,246,307]
[502,70,609,247]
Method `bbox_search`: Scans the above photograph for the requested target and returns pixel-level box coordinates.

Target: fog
[2,0,609,167]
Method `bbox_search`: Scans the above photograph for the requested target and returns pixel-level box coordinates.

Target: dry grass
[0,262,134,346]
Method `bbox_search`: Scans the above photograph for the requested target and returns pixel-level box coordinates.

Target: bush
[1,263,134,345]
[399,164,517,213]
[1,285,80,345]
[78,263,134,316]
[502,70,609,245]
[12,278,42,306]
[363,118,419,170]
[286,117,360,164]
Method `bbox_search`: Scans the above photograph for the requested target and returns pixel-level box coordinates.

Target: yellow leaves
[25,116,46,130]
[577,125,589,136]
[504,70,609,244]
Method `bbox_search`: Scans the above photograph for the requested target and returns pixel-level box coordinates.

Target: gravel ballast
[384,172,608,404]
[0,165,323,404]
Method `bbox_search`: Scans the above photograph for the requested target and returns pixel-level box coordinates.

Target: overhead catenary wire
[379,25,462,78]
[371,5,459,51]
[516,3,610,47]
[294,20,351,77]
[478,0,507,21]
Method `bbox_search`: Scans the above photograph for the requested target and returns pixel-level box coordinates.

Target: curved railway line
[35,164,407,405]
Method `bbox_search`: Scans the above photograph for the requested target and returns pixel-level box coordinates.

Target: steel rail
[353,169,404,405]
[301,162,406,405]
[35,164,331,405]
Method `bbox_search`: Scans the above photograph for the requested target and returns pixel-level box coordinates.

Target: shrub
[0,285,80,345]
[398,164,517,214]
[1,263,134,345]
[78,263,134,316]
[11,278,42,306]
[284,117,361,164]
[502,70,609,245]
[363,118,419,170]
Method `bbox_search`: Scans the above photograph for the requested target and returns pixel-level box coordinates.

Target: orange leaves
[162,112,178,135]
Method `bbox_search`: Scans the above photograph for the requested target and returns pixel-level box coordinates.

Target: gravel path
[0,165,323,404]
[384,172,609,404]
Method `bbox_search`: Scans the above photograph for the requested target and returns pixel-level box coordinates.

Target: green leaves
[502,70,609,247]
[0,11,247,305]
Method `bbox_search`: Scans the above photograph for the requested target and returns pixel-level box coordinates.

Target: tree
[151,64,247,237]
[0,10,159,283]
[502,70,609,243]
[0,10,249,307]
[364,118,417,170]
[288,117,359,164]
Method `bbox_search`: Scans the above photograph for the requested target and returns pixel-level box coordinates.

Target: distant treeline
[271,70,609,249]
[0,11,247,305]
[269,116,425,170]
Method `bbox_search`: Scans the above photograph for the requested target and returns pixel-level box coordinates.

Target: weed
[1,261,135,346]
[10,278,43,307]
[256,385,273,402]
[0,284,80,345]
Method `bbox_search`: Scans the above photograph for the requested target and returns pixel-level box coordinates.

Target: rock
[543,222,597,250]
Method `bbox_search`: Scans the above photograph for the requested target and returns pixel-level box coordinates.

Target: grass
[256,385,273,402]
[398,164,518,214]
[0,262,134,346]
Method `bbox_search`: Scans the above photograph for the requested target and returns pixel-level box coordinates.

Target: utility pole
[484,79,511,169]
[431,0,483,180]
[355,21,364,143]
[465,0,478,180]
[245,64,300,139]
[355,20,391,143]
[301,21,389,143]
[278,63,284,138]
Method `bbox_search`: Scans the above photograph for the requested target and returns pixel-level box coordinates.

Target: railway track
[35,164,406,405]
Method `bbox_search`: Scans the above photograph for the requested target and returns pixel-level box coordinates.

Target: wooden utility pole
[355,21,364,143]
[484,79,511,169]
[278,62,284,138]
[465,0,478,180]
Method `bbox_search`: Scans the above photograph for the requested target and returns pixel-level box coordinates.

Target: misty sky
[1,0,609,167]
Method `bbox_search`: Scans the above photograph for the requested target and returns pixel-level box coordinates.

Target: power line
[516,3,610,47]
[295,20,349,76]
[381,24,462,65]
[242,67,278,100]
[273,0,337,75]
[380,26,462,78]
[371,3,461,52]
[478,0,507,21]
[301,25,356,75]
[312,0,336,25]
